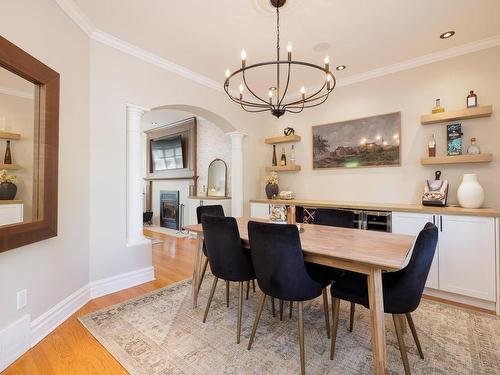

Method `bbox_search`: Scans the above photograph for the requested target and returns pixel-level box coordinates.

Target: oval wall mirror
[207,159,227,197]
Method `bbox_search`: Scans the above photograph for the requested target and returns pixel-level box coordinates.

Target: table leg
[192,237,204,308]
[367,268,388,375]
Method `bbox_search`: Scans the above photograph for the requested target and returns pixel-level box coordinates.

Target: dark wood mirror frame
[0,35,59,253]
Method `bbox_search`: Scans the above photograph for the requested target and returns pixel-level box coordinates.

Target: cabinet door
[0,204,23,226]
[250,203,270,219]
[438,215,496,301]
[392,212,439,289]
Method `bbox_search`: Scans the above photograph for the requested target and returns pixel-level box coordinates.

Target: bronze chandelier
[223,0,336,118]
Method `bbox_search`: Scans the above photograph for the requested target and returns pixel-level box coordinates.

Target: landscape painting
[313,112,401,169]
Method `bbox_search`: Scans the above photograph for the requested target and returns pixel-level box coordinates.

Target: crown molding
[0,86,34,99]
[55,0,500,96]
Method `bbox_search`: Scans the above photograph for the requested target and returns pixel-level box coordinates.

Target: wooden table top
[185,217,416,272]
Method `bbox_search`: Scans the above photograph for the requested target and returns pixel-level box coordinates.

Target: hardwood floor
[3,229,196,375]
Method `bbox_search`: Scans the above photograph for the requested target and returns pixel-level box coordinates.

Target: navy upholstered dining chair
[247,221,331,375]
[201,215,256,344]
[330,222,438,375]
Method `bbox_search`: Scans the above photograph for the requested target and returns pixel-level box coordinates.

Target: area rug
[79,275,500,374]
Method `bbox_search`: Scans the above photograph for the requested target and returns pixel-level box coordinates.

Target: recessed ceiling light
[336,65,346,71]
[440,31,455,39]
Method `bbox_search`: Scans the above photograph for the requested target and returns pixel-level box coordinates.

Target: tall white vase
[457,174,485,208]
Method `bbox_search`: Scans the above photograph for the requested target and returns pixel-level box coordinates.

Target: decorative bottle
[290,145,296,165]
[428,134,436,157]
[466,90,478,108]
[280,147,287,166]
[4,140,12,164]
[272,145,277,166]
[467,138,481,155]
[432,99,445,114]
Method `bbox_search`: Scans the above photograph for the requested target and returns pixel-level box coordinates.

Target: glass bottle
[467,90,478,108]
[432,99,445,114]
[428,134,436,157]
[467,138,481,155]
[4,140,12,164]
[280,147,286,166]
[290,145,296,165]
[272,145,277,166]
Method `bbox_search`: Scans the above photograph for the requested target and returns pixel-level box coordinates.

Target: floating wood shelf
[420,105,492,125]
[265,165,302,172]
[265,135,301,144]
[0,131,21,140]
[421,154,493,165]
[0,163,21,170]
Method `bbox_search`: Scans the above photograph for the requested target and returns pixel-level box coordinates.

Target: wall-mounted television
[150,135,184,172]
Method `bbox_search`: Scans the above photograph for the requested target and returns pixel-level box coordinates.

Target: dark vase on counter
[0,182,17,200]
[265,183,279,199]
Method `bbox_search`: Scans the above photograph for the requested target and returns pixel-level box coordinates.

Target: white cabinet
[392,212,439,289]
[187,197,232,226]
[392,211,497,304]
[250,203,270,219]
[438,215,496,302]
[0,203,23,226]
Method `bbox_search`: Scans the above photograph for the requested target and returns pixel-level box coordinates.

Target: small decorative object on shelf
[284,127,295,136]
[272,145,277,166]
[269,204,287,223]
[432,98,445,114]
[265,171,279,199]
[0,169,17,200]
[290,144,296,165]
[457,173,484,209]
[466,90,478,108]
[422,170,448,207]
[467,137,481,155]
[447,123,462,156]
[279,190,295,200]
[280,147,287,166]
[4,140,12,164]
[428,134,436,157]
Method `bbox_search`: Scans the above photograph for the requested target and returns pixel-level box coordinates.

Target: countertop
[0,199,22,205]
[249,198,500,217]
[189,196,231,200]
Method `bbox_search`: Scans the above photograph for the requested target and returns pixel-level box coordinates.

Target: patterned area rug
[79,275,500,374]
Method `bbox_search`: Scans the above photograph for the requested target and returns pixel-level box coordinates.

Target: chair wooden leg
[406,313,424,359]
[248,293,267,350]
[271,297,276,317]
[279,299,284,321]
[203,277,218,323]
[330,297,340,360]
[197,256,209,294]
[393,314,411,375]
[226,280,230,307]
[349,302,355,332]
[322,288,331,339]
[252,279,256,292]
[237,282,243,344]
[289,301,293,318]
[298,301,305,375]
[246,281,250,300]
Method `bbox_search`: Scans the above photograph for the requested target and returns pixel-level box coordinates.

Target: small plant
[265,172,279,185]
[0,170,17,184]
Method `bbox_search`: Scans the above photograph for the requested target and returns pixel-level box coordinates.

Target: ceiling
[72,0,500,95]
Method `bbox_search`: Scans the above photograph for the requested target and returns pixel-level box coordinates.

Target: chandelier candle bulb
[287,43,292,61]
[301,86,306,99]
[225,69,231,78]
[241,49,246,67]
[324,56,330,71]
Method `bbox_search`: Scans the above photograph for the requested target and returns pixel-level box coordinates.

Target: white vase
[457,174,484,208]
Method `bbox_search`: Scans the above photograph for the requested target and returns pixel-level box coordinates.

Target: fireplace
[160,190,180,230]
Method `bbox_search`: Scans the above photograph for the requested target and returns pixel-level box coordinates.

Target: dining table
[185,217,416,375]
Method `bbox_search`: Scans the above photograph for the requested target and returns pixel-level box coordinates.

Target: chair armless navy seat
[201,215,256,344]
[330,222,438,375]
[247,221,331,375]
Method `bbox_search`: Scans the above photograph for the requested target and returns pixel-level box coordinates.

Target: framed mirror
[0,36,59,253]
[207,159,227,197]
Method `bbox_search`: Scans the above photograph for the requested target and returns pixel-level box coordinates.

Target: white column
[227,131,247,217]
[126,104,150,247]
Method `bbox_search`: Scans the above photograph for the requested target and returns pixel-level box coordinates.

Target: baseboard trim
[30,285,90,347]
[89,266,155,299]
[0,315,31,372]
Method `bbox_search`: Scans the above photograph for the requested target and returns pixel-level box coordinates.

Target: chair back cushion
[202,215,255,282]
[196,204,224,224]
[314,208,355,228]
[247,221,322,301]
[384,222,438,312]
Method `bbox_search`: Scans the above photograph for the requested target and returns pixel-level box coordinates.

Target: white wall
[0,0,90,332]
[260,46,500,209]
